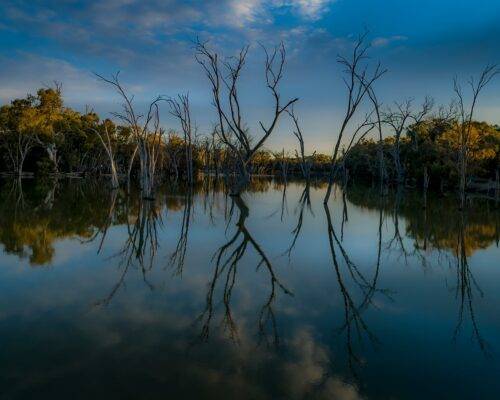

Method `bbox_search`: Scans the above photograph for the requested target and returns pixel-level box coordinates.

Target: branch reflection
[197,195,293,347]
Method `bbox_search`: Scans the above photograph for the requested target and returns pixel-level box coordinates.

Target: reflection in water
[452,211,489,355]
[96,194,163,305]
[169,185,193,276]
[198,195,293,346]
[284,182,313,259]
[346,184,499,256]
[0,178,499,399]
[324,199,389,379]
[0,179,111,265]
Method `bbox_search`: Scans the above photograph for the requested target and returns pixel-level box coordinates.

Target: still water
[0,178,499,399]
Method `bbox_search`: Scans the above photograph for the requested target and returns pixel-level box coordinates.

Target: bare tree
[127,145,138,187]
[165,131,182,181]
[167,94,195,184]
[91,122,119,189]
[35,131,62,174]
[96,72,164,199]
[1,127,36,178]
[382,96,433,185]
[324,32,386,203]
[453,65,499,209]
[195,40,298,195]
[273,148,289,182]
[365,85,386,192]
[286,105,314,180]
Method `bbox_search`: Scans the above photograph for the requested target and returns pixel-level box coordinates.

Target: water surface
[0,178,499,399]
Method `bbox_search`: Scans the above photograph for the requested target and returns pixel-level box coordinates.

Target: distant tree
[382,96,433,184]
[453,65,499,209]
[0,97,37,176]
[91,119,120,189]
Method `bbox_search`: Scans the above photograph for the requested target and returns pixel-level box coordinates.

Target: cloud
[229,0,270,27]
[372,35,408,47]
[291,0,336,20]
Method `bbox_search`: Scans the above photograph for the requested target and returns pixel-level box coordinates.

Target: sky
[0,0,499,153]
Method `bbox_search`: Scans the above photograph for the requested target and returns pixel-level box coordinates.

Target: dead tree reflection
[451,211,489,356]
[324,202,390,378]
[386,189,433,269]
[83,187,119,253]
[169,186,193,276]
[95,195,162,306]
[197,195,293,347]
[385,187,412,264]
[283,182,313,259]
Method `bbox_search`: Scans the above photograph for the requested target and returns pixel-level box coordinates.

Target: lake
[0,178,499,399]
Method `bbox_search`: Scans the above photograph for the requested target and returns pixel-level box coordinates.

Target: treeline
[344,119,500,190]
[0,35,499,205]
[0,86,205,179]
[0,85,331,179]
[1,85,499,191]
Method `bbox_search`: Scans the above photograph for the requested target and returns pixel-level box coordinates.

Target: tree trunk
[495,169,499,208]
[127,145,138,188]
[423,165,429,209]
[459,146,467,210]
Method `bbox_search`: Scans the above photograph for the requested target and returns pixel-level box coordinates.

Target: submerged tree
[91,119,120,189]
[453,65,499,209]
[382,97,434,185]
[96,72,165,199]
[324,32,386,203]
[195,40,298,195]
[168,94,195,185]
[287,105,314,181]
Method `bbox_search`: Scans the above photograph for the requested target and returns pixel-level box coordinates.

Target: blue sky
[0,0,499,152]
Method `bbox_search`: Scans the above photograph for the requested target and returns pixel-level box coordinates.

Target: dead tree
[35,131,63,174]
[453,65,498,209]
[1,128,36,177]
[423,165,430,209]
[382,97,433,185]
[165,131,182,181]
[96,72,164,199]
[324,32,386,203]
[287,105,313,180]
[195,40,298,195]
[365,85,386,192]
[167,94,195,185]
[91,122,119,189]
[273,148,289,182]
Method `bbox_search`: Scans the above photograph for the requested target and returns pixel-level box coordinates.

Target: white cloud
[372,35,408,47]
[295,0,336,20]
[273,0,336,21]
[230,0,267,26]
[224,0,336,28]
